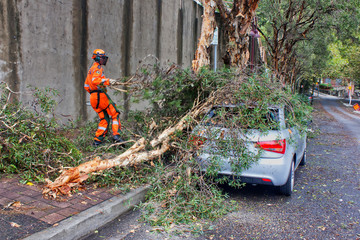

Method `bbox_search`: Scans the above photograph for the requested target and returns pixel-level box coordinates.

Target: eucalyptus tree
[257,0,320,86]
[192,0,260,73]
[325,39,360,85]
[344,44,360,84]
[257,0,360,89]
[312,0,360,85]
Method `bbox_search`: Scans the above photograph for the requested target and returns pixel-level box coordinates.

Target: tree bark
[192,0,217,73]
[216,0,260,69]
[192,0,259,72]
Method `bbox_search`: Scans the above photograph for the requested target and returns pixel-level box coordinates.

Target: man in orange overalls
[84,49,123,146]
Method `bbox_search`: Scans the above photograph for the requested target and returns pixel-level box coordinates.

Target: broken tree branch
[43,98,213,198]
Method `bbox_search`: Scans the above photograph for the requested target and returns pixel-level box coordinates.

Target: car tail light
[262,178,272,183]
[256,139,286,154]
[189,135,207,147]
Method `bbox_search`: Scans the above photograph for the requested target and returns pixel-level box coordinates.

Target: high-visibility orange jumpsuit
[84,62,121,143]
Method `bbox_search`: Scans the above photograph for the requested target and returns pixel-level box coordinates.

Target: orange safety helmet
[92,49,108,65]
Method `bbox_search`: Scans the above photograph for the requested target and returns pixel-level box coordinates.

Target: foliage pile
[0,83,82,182]
[139,159,235,231]
[118,65,312,230]
[126,64,312,136]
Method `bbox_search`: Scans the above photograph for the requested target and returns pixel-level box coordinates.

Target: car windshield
[202,106,280,130]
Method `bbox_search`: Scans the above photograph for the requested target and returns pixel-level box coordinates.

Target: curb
[23,185,150,240]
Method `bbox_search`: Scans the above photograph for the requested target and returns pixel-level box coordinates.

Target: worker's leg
[106,104,121,136]
[105,102,123,143]
[94,110,110,142]
[90,93,110,144]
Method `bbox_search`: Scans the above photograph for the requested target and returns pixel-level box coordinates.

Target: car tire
[300,150,306,166]
[279,160,295,196]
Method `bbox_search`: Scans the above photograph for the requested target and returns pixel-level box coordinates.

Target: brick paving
[0,174,123,239]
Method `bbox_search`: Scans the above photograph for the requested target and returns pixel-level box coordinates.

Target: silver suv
[191,105,307,196]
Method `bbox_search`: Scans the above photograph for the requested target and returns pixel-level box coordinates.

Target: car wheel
[279,160,295,196]
[300,150,306,166]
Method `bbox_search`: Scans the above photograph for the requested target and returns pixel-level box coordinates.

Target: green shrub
[319,83,332,89]
[0,84,82,182]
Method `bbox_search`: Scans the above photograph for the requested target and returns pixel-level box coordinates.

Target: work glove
[109,79,117,85]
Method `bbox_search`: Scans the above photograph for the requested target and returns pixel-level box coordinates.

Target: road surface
[320,94,360,142]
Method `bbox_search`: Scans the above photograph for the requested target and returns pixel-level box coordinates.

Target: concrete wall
[0,0,203,123]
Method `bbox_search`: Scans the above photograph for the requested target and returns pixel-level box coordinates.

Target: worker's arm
[91,69,110,87]
[84,77,91,93]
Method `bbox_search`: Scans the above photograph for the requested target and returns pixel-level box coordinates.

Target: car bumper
[197,153,292,186]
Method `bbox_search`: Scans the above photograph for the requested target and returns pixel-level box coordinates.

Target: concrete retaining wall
[0,0,204,123]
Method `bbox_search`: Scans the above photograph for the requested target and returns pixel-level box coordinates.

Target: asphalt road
[320,94,360,142]
[82,96,360,240]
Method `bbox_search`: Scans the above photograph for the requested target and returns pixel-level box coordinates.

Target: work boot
[93,140,102,147]
[113,135,124,143]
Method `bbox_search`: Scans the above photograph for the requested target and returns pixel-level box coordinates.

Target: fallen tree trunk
[43,101,209,198]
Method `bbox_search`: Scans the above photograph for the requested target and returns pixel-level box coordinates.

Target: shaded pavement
[0,175,146,240]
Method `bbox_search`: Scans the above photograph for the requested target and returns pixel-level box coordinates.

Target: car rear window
[203,106,280,130]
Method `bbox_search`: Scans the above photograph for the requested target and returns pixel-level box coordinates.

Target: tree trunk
[192,0,259,72]
[192,0,217,73]
[216,0,260,69]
